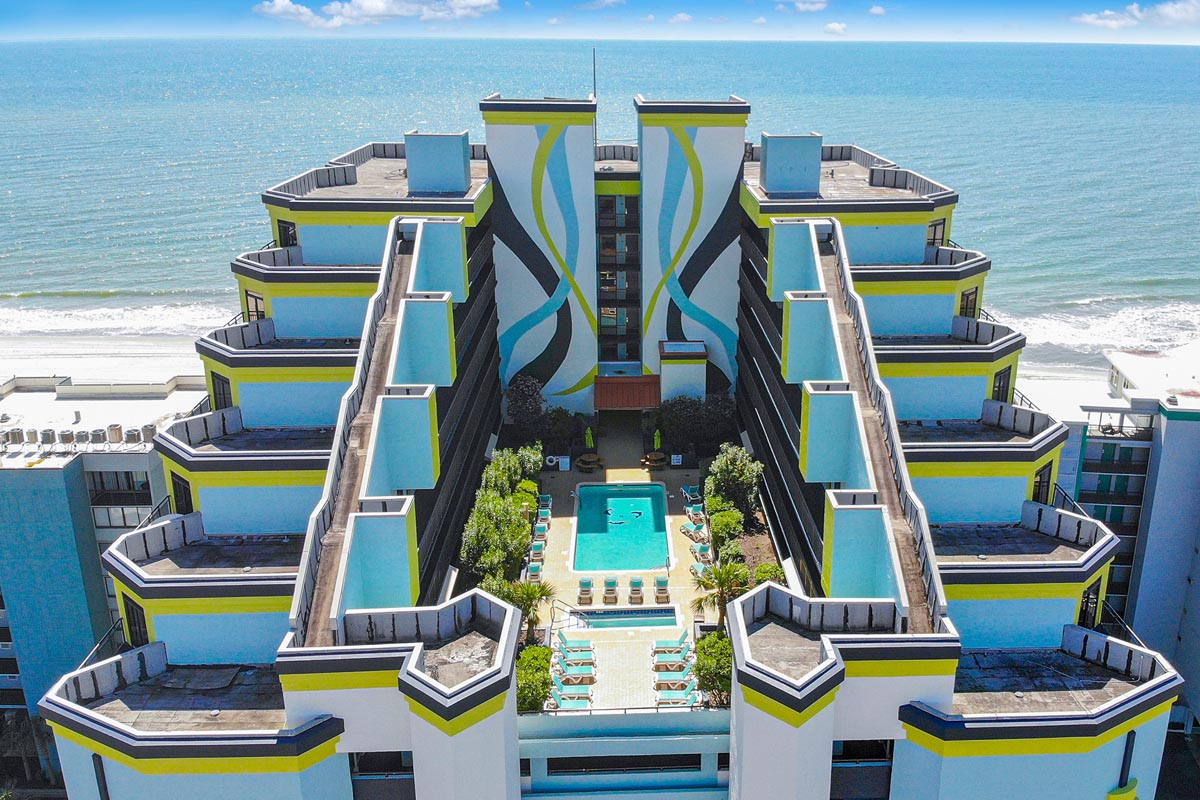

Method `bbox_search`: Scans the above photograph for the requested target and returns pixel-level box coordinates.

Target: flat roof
[952,649,1142,715]
[932,523,1088,563]
[744,615,824,681]
[743,159,921,202]
[595,159,639,174]
[243,337,360,350]
[86,665,286,732]
[193,427,335,452]
[1017,376,1120,425]
[135,536,304,576]
[421,627,500,689]
[303,157,489,201]
[898,419,1033,445]
[1107,340,1200,409]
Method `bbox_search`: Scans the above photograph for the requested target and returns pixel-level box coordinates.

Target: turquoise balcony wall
[271,296,372,339]
[782,299,844,384]
[842,224,927,265]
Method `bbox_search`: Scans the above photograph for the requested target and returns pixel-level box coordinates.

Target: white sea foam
[1001,302,1200,355]
[0,302,234,337]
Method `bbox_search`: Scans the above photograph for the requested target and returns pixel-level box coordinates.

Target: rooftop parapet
[873,315,1026,361]
[851,243,991,281]
[633,94,751,116]
[231,245,382,283]
[39,642,342,754]
[196,317,359,369]
[899,399,1069,453]
[155,405,333,470]
[480,92,598,114]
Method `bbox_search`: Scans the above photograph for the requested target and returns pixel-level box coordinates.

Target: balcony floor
[744,616,824,681]
[193,427,334,452]
[932,523,1088,563]
[137,536,305,576]
[952,649,1141,715]
[898,419,1032,445]
[421,627,499,689]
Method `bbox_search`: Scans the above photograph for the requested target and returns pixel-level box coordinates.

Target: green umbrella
[654,428,662,451]
[585,426,594,449]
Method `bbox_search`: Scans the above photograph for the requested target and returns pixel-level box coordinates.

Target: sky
[1,0,1198,44]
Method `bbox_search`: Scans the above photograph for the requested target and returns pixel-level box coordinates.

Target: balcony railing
[1078,491,1144,507]
[1087,424,1153,441]
[1080,459,1149,475]
[1052,484,1086,516]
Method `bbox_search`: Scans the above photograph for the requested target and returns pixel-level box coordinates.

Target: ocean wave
[0,302,235,337]
[1000,302,1200,354]
[0,288,231,300]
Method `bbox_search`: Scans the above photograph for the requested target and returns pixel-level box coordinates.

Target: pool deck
[535,421,705,710]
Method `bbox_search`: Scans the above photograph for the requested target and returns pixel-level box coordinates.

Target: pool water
[572,608,678,628]
[574,483,669,572]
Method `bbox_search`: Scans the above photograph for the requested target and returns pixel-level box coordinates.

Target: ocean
[1,38,1197,379]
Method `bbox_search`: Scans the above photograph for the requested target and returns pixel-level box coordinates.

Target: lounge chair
[653,630,688,653]
[527,562,542,582]
[629,576,644,604]
[532,522,549,540]
[680,521,708,542]
[552,661,596,683]
[538,494,552,509]
[537,508,551,523]
[602,576,619,605]
[578,577,594,605]
[685,503,706,522]
[530,541,545,562]
[690,562,710,579]
[657,679,698,703]
[690,542,713,564]
[557,630,593,652]
[654,575,670,604]
[553,674,591,699]
[549,688,590,710]
[653,642,692,669]
[681,484,701,497]
[657,689,700,708]
[656,663,694,690]
[554,646,595,666]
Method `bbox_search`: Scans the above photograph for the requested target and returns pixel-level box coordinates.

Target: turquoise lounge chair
[550,689,589,710]
[629,575,644,604]
[538,494,552,509]
[656,679,698,705]
[530,541,545,562]
[690,542,713,563]
[681,484,701,497]
[602,575,619,604]
[654,575,670,604]
[555,647,595,666]
[533,522,549,540]
[554,661,596,682]
[690,562,710,579]
[653,630,688,653]
[681,521,707,542]
[578,577,594,605]
[654,642,692,667]
[656,663,694,690]
[537,508,551,522]
[527,562,542,582]
[657,690,700,708]
[685,503,706,520]
[558,630,593,651]
[553,674,591,699]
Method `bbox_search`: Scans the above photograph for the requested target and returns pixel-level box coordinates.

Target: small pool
[573,483,669,572]
[571,608,678,629]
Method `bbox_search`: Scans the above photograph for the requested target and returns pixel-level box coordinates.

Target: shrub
[542,406,580,453]
[516,478,540,496]
[479,573,515,602]
[511,490,538,514]
[516,444,544,482]
[459,490,531,580]
[690,561,750,631]
[656,394,738,454]
[506,375,546,432]
[482,449,523,496]
[754,563,787,586]
[704,494,735,515]
[694,632,734,706]
[708,509,744,552]
[704,443,764,517]
[718,539,744,565]
[516,646,554,712]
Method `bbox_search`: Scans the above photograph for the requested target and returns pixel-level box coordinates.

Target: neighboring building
[39,96,1180,800]
[1022,342,1200,728]
[0,375,204,778]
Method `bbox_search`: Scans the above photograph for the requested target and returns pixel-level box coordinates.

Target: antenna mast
[592,46,598,150]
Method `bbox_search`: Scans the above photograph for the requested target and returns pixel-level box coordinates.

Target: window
[1078,577,1102,626]
[171,472,194,515]
[991,366,1012,402]
[958,287,978,318]
[245,291,266,321]
[717,753,730,771]
[123,596,149,648]
[277,220,298,248]
[546,754,702,775]
[519,759,532,777]
[832,740,893,763]
[349,751,414,776]
[211,372,233,411]
[85,471,151,506]
[1032,462,1053,505]
[926,218,946,246]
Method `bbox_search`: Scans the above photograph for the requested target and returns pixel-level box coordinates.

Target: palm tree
[690,562,750,632]
[507,580,557,644]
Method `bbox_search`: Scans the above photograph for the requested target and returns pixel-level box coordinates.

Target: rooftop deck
[951,649,1142,715]
[743,616,824,681]
[244,337,360,351]
[421,628,501,689]
[303,156,489,201]
[743,159,921,202]
[135,535,304,576]
[898,419,1033,445]
[192,426,335,453]
[931,523,1088,563]
[86,665,286,732]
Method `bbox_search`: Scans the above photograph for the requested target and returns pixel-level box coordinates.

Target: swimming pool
[573,483,669,572]
[570,608,678,629]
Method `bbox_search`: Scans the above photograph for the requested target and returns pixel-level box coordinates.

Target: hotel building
[35,95,1182,800]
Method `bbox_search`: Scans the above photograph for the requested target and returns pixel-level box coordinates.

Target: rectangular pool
[570,608,678,628]
[573,483,669,572]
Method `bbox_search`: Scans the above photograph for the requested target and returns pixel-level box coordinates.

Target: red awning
[594,376,661,410]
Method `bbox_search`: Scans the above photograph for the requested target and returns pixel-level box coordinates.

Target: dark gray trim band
[196,339,358,370]
[873,335,1025,364]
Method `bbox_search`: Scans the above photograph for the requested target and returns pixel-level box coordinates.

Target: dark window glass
[245,291,266,321]
[211,372,233,411]
[832,740,893,762]
[93,753,111,800]
[546,754,701,775]
[717,752,730,771]
[123,596,149,648]
[350,751,414,775]
[171,472,194,515]
[277,220,298,248]
[991,366,1012,402]
[519,758,532,777]
[1032,462,1053,505]
[958,287,978,317]
[926,218,946,246]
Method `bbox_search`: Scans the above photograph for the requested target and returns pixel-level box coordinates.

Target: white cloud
[253,0,500,28]
[752,15,767,23]
[1073,1,1200,29]
[547,15,564,23]
[669,12,692,22]
[577,0,624,9]
[824,21,848,34]
[640,13,655,21]
[524,1,532,6]
[793,1,827,10]
[774,3,787,11]
[869,4,885,14]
